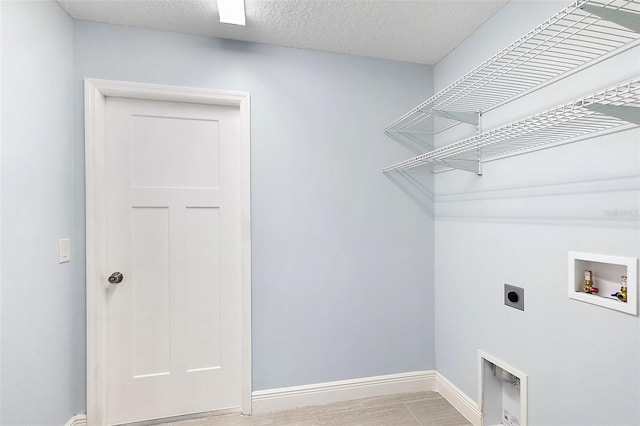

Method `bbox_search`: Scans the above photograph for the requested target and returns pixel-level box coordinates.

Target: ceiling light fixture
[217,0,246,26]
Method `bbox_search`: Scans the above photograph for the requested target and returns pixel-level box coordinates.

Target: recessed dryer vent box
[479,351,527,426]
[568,251,637,315]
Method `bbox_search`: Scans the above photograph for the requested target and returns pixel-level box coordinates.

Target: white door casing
[85,79,251,425]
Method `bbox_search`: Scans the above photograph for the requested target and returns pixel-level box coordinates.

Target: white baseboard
[68,371,477,423]
[252,370,436,413]
[435,372,481,426]
[64,414,87,426]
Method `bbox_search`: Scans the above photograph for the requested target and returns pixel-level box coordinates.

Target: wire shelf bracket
[383,78,640,175]
[431,110,480,126]
[436,158,482,175]
[581,4,640,32]
[583,103,640,124]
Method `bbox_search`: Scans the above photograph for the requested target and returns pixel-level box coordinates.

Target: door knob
[108,272,124,284]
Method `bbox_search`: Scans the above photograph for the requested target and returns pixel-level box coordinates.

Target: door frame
[84,79,252,425]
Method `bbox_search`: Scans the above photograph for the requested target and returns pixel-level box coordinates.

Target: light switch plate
[505,283,524,311]
[59,239,70,263]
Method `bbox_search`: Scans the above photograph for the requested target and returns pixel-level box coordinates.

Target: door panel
[185,207,222,372]
[104,98,242,425]
[132,206,171,379]
[130,115,220,188]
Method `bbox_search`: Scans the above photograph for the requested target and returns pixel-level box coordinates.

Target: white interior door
[103,97,242,425]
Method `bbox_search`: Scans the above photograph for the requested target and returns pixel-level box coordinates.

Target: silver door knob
[108,272,124,284]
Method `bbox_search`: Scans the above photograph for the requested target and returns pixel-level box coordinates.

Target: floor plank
[156,392,471,426]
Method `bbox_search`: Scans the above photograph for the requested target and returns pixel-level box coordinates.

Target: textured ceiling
[57,0,509,65]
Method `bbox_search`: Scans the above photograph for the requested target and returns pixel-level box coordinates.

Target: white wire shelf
[383,78,640,174]
[385,0,640,144]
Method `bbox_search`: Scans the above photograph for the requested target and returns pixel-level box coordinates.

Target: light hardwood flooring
[159,392,472,426]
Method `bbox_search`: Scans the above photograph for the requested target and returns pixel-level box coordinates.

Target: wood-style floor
[159,392,471,426]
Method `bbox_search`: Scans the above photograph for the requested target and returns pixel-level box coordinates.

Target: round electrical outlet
[507,291,519,303]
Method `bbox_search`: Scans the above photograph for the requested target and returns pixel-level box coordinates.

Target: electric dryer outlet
[504,284,524,311]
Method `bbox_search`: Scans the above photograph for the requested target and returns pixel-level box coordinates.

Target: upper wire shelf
[383,78,640,174]
[385,0,640,143]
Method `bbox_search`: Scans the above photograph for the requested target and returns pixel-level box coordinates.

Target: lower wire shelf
[382,78,640,175]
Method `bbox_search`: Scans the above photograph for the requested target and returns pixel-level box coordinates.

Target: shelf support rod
[432,109,480,126]
[581,5,640,33]
[583,104,640,125]
[476,113,483,176]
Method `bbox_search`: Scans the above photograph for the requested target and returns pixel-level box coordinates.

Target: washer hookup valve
[584,270,599,294]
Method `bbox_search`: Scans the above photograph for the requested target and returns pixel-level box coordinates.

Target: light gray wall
[0,1,83,425]
[433,1,640,425]
[73,21,435,394]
